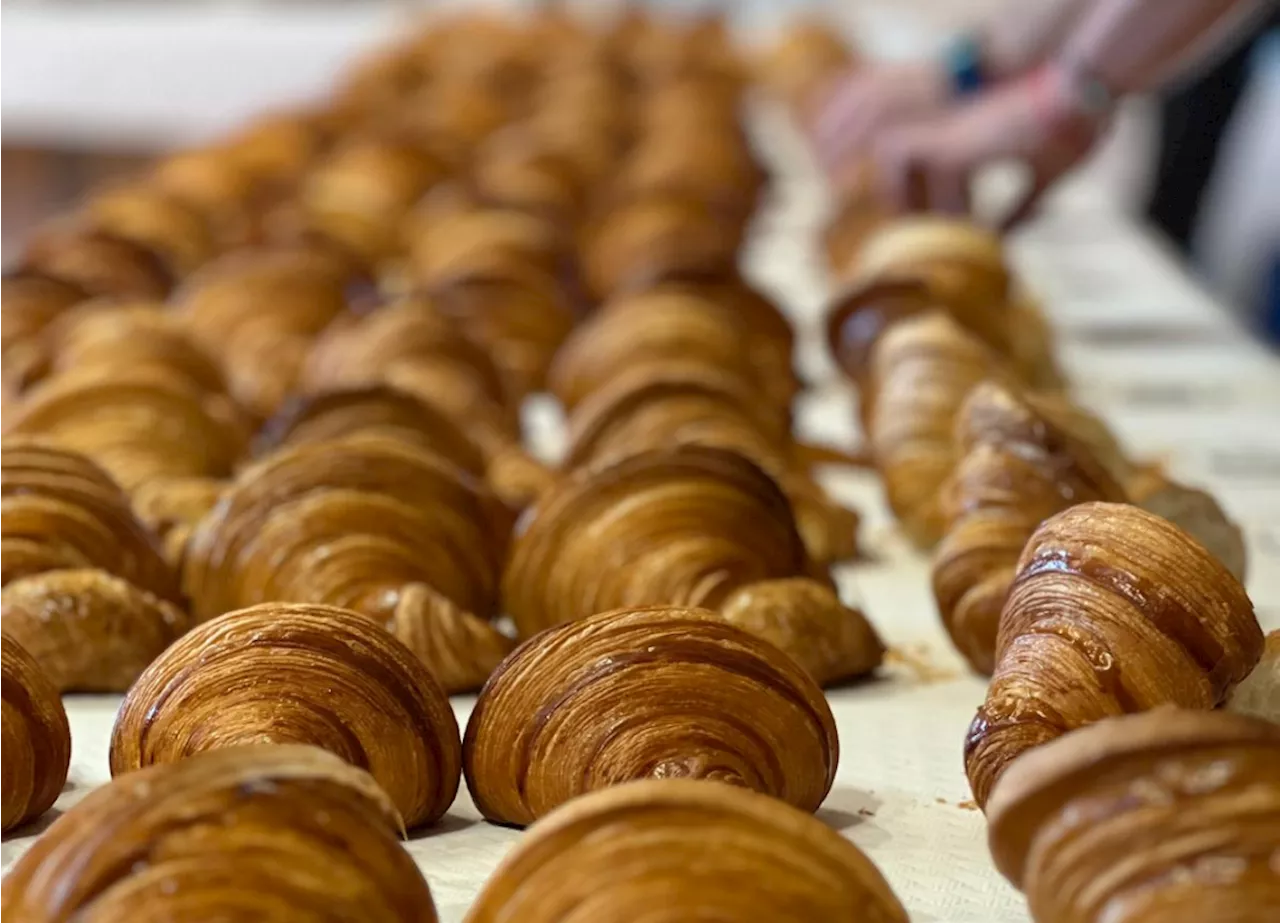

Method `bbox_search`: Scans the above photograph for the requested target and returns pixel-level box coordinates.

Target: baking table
[5,24,1280,923]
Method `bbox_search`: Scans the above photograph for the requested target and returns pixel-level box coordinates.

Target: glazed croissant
[110,602,461,829]
[1,635,71,833]
[182,437,514,691]
[865,311,1005,548]
[560,361,860,566]
[932,381,1128,674]
[965,502,1264,808]
[465,779,908,923]
[464,605,838,826]
[503,446,882,685]
[5,368,248,493]
[174,248,353,418]
[1,439,178,601]
[1,273,89,392]
[986,709,1280,923]
[2,569,187,692]
[2,744,439,922]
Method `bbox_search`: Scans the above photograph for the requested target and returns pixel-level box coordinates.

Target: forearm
[1058,0,1269,93]
[978,0,1097,81]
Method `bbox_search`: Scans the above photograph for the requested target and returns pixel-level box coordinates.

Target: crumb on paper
[935,797,947,804]
[885,644,959,685]
[857,807,876,817]
[958,800,979,811]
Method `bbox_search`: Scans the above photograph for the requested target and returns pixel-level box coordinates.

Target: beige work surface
[4,108,1279,923]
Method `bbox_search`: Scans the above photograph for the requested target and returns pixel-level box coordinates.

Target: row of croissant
[0,11,909,923]
[773,19,1280,923]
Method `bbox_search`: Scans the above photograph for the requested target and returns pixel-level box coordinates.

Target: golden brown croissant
[130,475,226,568]
[470,126,587,229]
[21,225,172,300]
[759,20,857,124]
[2,569,187,692]
[865,312,1005,547]
[1,635,71,834]
[986,709,1280,923]
[150,148,262,248]
[1126,466,1248,583]
[82,184,217,278]
[503,446,881,684]
[174,248,352,417]
[182,437,513,691]
[1,439,178,601]
[465,779,908,923]
[42,301,227,396]
[965,502,1264,808]
[560,361,858,565]
[110,602,461,828]
[932,382,1128,674]
[1,273,86,391]
[549,288,796,414]
[464,605,838,826]
[2,744,439,922]
[581,192,741,301]
[256,384,487,477]
[5,370,249,492]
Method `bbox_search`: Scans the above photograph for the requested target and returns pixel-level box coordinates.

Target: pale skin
[815,0,1270,222]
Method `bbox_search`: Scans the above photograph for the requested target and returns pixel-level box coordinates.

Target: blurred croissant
[549,287,797,414]
[20,225,173,301]
[2,569,187,693]
[81,184,217,279]
[182,437,514,691]
[1,635,71,833]
[301,304,551,507]
[865,312,1006,548]
[464,605,839,826]
[2,744,439,922]
[965,502,1264,808]
[1,273,85,394]
[504,446,882,685]
[465,780,908,923]
[150,148,263,249]
[110,602,461,829]
[174,248,353,418]
[932,382,1128,674]
[5,368,248,493]
[986,709,1280,923]
[758,20,858,128]
[1,439,178,601]
[560,361,860,566]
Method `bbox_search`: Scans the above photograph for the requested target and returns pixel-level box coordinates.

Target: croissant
[865,312,1005,547]
[1126,466,1248,583]
[965,501,1264,808]
[1,635,71,833]
[5,370,249,492]
[465,779,907,923]
[464,605,838,826]
[612,131,764,228]
[43,301,228,396]
[82,184,217,278]
[221,108,332,190]
[932,382,1128,674]
[256,384,487,477]
[20,225,172,300]
[174,248,352,417]
[986,709,1280,923]
[1,439,178,601]
[581,193,741,301]
[549,288,796,414]
[150,148,262,248]
[1,273,85,391]
[759,20,857,121]
[182,437,513,691]
[470,126,587,229]
[2,744,440,922]
[110,602,461,828]
[2,569,187,692]
[504,446,882,684]
[560,361,858,565]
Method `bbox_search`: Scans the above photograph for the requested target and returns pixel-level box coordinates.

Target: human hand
[811,61,951,172]
[869,65,1107,226]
